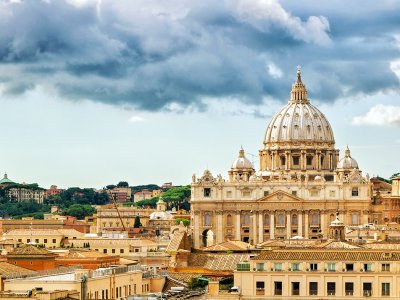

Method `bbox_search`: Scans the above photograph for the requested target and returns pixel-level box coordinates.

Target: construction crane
[111,195,126,231]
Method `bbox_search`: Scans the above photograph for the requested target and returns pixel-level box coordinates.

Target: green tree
[62,204,95,219]
[135,197,158,208]
[134,215,142,228]
[117,181,129,188]
[176,218,190,226]
[161,186,191,210]
[106,185,116,190]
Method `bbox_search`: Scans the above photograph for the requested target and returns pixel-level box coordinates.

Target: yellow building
[4,265,164,300]
[96,206,154,233]
[3,229,84,248]
[191,68,372,249]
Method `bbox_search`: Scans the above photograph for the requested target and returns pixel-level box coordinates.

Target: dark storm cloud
[0,0,399,111]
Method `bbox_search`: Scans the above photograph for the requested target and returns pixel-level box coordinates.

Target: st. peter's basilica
[190,67,373,249]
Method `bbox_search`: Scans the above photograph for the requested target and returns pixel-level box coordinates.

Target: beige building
[134,189,154,202]
[3,265,164,300]
[234,248,400,299]
[96,206,154,233]
[191,68,372,249]
[3,229,84,248]
[8,187,44,204]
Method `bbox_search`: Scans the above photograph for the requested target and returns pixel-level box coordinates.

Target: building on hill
[0,173,14,187]
[43,185,64,198]
[106,186,132,202]
[190,68,374,249]
[382,176,400,223]
[134,189,154,202]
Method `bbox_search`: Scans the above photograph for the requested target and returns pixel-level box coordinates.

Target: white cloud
[352,104,400,127]
[390,59,400,81]
[128,115,145,123]
[231,0,331,45]
[267,63,283,78]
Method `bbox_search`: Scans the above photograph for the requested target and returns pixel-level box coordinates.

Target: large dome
[263,69,335,146]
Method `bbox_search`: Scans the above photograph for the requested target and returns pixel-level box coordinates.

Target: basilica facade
[190,68,372,249]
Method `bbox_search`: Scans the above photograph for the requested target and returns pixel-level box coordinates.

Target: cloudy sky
[0,0,399,188]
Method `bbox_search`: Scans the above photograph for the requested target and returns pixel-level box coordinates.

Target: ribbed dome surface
[231,148,253,169]
[337,147,358,169]
[264,103,335,144]
[264,68,335,145]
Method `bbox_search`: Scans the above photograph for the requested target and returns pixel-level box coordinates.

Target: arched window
[265,214,270,226]
[227,214,232,226]
[243,213,250,225]
[352,213,359,225]
[278,213,284,226]
[312,213,319,225]
[292,214,298,226]
[320,155,324,167]
[204,213,212,226]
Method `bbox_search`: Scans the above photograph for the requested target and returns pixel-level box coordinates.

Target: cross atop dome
[297,65,302,82]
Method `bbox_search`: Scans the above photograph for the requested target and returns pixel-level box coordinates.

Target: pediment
[257,190,304,203]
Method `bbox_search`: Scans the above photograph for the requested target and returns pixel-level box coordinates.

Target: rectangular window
[274,263,282,271]
[256,281,265,295]
[35,239,39,243]
[274,282,282,296]
[263,191,269,196]
[103,249,107,254]
[242,191,251,197]
[363,282,372,297]
[291,263,300,271]
[382,283,390,296]
[112,249,116,253]
[309,263,318,271]
[27,239,30,243]
[204,188,211,197]
[352,187,359,196]
[310,190,319,197]
[120,249,124,254]
[309,282,318,296]
[292,191,297,196]
[44,239,47,243]
[291,282,300,296]
[293,156,300,166]
[52,239,56,243]
[226,191,232,198]
[327,263,336,272]
[327,282,336,296]
[382,263,390,271]
[306,156,313,165]
[256,263,264,271]
[345,263,354,271]
[363,263,372,272]
[345,282,354,296]
[236,263,250,271]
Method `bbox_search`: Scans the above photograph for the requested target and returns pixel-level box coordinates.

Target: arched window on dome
[265,214,270,226]
[243,213,250,225]
[292,214,298,226]
[277,213,285,226]
[204,213,212,226]
[227,214,232,226]
[312,213,319,225]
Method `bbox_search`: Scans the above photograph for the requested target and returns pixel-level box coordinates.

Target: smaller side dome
[231,148,253,169]
[337,147,358,169]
